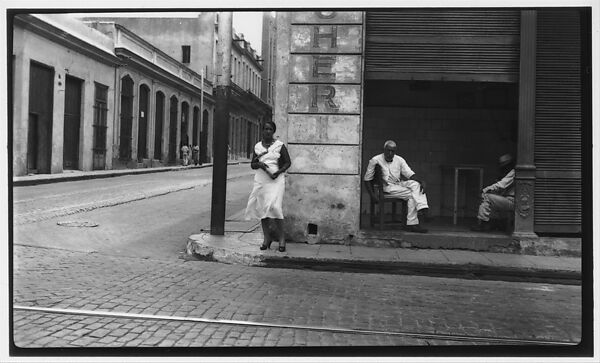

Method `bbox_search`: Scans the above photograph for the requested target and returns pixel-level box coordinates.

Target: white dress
[245,139,286,220]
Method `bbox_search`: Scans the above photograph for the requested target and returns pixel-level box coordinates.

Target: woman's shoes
[260,240,272,250]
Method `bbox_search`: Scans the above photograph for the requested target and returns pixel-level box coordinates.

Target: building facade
[228,31,270,160]
[260,12,277,107]
[272,10,589,242]
[12,14,215,177]
[81,14,271,163]
[12,14,121,176]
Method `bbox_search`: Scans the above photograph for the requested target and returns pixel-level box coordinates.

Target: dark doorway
[192,106,199,147]
[119,76,134,160]
[180,102,189,158]
[27,62,54,174]
[200,110,209,163]
[63,75,82,170]
[168,96,178,164]
[246,120,252,159]
[137,84,149,162]
[154,91,165,160]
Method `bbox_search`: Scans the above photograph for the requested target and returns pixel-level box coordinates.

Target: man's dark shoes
[417,208,433,222]
[404,224,428,233]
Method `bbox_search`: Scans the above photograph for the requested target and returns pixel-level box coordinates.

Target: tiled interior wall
[360,81,518,221]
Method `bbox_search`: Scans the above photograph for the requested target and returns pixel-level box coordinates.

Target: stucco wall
[278,11,364,244]
[12,25,116,176]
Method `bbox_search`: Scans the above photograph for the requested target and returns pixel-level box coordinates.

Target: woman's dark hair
[263,120,276,133]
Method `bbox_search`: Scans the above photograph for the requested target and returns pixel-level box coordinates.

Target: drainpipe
[210,12,233,236]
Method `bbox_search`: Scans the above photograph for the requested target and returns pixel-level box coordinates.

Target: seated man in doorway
[471,154,516,232]
[363,140,430,233]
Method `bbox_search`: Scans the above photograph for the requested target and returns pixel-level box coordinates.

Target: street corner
[186,232,269,266]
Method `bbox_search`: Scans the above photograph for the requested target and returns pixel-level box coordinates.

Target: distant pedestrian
[181,144,190,166]
[192,145,200,165]
[245,121,291,252]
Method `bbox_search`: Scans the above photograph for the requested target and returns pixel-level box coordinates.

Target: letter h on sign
[312,26,337,49]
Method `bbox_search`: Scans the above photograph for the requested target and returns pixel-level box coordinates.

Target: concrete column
[81,78,95,171]
[175,95,182,163]
[105,67,117,170]
[513,10,538,239]
[131,79,140,163]
[12,52,29,176]
[51,71,66,174]
[147,81,156,163]
[273,12,290,143]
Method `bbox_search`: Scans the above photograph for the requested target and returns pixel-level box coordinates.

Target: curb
[12,161,252,187]
[185,236,581,285]
[260,256,581,285]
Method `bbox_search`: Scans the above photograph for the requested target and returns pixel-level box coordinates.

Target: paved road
[12,164,255,259]
[12,243,581,348]
[10,166,582,349]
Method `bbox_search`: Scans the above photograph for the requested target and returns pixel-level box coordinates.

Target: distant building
[81,14,218,163]
[81,13,271,162]
[260,12,277,107]
[229,31,270,160]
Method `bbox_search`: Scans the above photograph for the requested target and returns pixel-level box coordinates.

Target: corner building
[274,10,589,243]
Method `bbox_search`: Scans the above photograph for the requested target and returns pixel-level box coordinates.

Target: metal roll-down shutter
[365,9,521,82]
[534,9,583,234]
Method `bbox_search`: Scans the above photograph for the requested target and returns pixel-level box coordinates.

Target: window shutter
[534,9,583,234]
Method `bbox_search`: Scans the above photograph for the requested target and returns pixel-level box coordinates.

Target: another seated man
[471,154,516,232]
[363,140,430,233]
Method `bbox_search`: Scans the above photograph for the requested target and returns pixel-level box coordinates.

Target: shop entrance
[360,9,520,231]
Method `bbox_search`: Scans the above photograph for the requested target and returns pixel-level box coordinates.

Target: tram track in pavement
[13,305,577,346]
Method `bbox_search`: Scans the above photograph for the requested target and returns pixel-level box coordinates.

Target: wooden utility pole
[210,12,233,235]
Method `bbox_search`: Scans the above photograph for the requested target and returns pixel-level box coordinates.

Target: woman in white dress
[245,121,291,252]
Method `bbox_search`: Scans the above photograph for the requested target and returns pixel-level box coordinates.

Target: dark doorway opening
[27,62,54,174]
[200,110,209,163]
[180,102,189,159]
[360,79,518,229]
[119,76,134,160]
[137,84,149,162]
[63,75,82,170]
[192,106,199,148]
[154,91,165,160]
[168,96,178,164]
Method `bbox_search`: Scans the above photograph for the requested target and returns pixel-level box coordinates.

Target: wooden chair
[369,164,408,230]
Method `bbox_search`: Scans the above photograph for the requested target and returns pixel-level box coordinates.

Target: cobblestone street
[12,244,581,348]
[10,167,583,352]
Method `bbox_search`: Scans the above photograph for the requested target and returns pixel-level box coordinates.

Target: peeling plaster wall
[277,11,364,244]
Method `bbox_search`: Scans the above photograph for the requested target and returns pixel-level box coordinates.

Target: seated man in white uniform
[363,140,430,233]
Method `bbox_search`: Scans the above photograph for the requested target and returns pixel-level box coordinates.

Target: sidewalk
[12,161,250,186]
[186,228,581,284]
